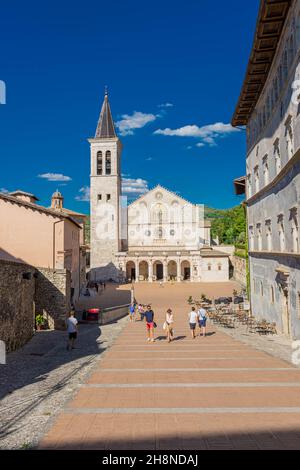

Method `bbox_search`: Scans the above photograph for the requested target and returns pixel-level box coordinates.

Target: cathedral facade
[89,93,230,283]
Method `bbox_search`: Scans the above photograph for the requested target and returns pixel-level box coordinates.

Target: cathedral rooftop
[95,91,117,139]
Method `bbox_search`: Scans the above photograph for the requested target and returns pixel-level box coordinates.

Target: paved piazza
[38,282,300,450]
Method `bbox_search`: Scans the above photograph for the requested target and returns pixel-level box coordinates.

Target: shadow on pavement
[38,428,300,450]
[0,324,103,440]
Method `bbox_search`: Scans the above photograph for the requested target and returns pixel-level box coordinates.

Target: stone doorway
[154,262,163,280]
[126,261,136,281]
[181,260,191,281]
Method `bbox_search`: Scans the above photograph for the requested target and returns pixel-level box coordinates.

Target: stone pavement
[39,283,300,450]
[0,318,128,449]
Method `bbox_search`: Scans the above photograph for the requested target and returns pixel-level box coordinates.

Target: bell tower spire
[95,89,116,139]
[88,90,123,282]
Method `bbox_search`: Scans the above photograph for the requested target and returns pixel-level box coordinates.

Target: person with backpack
[198,304,207,337]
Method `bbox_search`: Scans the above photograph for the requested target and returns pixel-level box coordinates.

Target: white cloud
[75,186,90,202]
[38,173,72,182]
[116,111,157,136]
[74,180,149,202]
[0,187,9,193]
[122,178,148,196]
[154,122,239,147]
[202,136,217,147]
[146,157,153,161]
[158,103,174,108]
[196,143,205,148]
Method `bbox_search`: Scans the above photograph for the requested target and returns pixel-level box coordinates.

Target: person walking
[66,310,78,350]
[138,303,145,321]
[129,303,135,322]
[165,308,174,342]
[145,304,155,342]
[188,306,198,339]
[198,304,207,337]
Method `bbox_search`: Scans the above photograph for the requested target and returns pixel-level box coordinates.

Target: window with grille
[105,151,111,175]
[97,151,102,175]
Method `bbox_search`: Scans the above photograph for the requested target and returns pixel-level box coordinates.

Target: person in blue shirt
[145,305,155,342]
[129,304,135,322]
[198,305,207,337]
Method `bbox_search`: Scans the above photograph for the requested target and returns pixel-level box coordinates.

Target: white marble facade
[89,93,230,283]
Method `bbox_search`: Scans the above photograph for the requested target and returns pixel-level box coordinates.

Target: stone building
[0,190,87,315]
[50,190,88,290]
[89,92,230,283]
[232,0,300,338]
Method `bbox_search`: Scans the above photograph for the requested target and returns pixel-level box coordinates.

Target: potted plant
[35,314,45,331]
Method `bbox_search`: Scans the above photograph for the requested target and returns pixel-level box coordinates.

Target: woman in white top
[188,307,199,339]
[165,308,174,342]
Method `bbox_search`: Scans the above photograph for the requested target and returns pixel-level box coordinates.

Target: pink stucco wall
[0,199,81,285]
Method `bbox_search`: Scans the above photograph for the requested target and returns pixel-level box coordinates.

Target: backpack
[199,309,207,320]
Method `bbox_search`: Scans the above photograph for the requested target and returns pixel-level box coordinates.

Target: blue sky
[0,0,259,214]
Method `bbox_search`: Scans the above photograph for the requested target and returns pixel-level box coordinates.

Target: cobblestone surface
[0,316,128,449]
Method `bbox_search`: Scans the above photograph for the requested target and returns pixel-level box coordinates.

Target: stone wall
[99,304,130,325]
[250,254,300,340]
[0,260,72,352]
[35,267,71,330]
[231,255,247,287]
[80,250,87,291]
[0,259,35,352]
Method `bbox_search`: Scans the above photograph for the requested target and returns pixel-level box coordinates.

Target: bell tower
[88,90,123,281]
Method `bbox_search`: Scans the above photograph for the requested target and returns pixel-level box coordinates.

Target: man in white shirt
[188,307,199,339]
[66,310,78,350]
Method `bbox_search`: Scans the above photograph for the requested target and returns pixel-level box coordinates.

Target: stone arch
[167,260,177,281]
[139,260,149,281]
[126,261,135,281]
[181,260,191,280]
[153,260,164,281]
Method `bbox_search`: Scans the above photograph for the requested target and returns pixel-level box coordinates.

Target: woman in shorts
[165,308,174,342]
